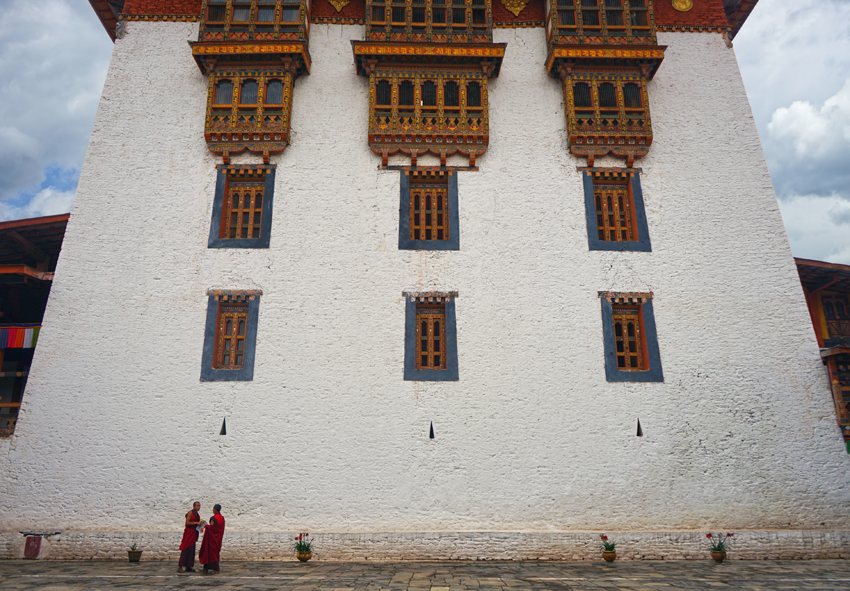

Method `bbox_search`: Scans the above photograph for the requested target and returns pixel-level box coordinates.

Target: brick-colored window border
[208,164,276,249]
[404,292,459,381]
[201,290,262,382]
[582,169,651,252]
[398,170,460,251]
[599,291,663,382]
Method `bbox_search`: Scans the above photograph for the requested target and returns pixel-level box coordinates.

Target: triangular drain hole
[220,418,227,436]
[636,419,643,437]
[429,421,434,439]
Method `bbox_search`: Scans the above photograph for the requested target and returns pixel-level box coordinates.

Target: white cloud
[0,187,74,222]
[0,0,112,200]
[778,194,850,265]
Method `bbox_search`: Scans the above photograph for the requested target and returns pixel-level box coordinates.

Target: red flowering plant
[600,535,616,552]
[706,532,733,553]
[293,532,313,553]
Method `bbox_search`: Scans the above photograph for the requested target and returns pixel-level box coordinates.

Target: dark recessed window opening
[265,80,284,104]
[466,82,482,108]
[240,80,259,105]
[215,80,233,105]
[422,81,437,106]
[573,82,592,108]
[444,81,460,107]
[598,82,617,109]
[376,80,392,106]
[399,80,415,106]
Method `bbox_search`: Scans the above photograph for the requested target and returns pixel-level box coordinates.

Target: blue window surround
[398,170,460,251]
[583,170,651,252]
[200,291,261,382]
[208,164,276,249]
[599,293,663,383]
[404,293,459,381]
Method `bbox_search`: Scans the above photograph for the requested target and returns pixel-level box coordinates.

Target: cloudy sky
[0,0,849,262]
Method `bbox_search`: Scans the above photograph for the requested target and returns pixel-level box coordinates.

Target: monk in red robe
[177,501,202,572]
[199,504,225,574]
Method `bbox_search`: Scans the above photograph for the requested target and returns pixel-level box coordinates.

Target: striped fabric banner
[0,324,40,349]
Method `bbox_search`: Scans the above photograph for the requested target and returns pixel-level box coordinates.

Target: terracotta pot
[128,550,143,563]
[711,551,726,563]
[297,550,312,562]
[602,550,617,563]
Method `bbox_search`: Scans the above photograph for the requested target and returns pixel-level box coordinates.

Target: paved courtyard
[2,559,850,591]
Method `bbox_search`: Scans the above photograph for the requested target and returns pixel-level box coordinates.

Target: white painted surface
[1,23,848,551]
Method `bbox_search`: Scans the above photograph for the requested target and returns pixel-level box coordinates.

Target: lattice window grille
[410,172,449,241]
[214,302,249,369]
[612,304,644,371]
[416,304,448,370]
[593,172,635,242]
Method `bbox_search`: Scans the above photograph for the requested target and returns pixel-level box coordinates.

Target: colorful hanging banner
[0,325,40,349]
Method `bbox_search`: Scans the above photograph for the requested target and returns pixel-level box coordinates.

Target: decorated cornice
[190,40,311,75]
[352,41,507,77]
[122,13,200,21]
[546,44,666,80]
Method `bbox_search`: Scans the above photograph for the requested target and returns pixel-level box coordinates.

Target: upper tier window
[552,0,653,42]
[200,0,306,40]
[367,0,491,43]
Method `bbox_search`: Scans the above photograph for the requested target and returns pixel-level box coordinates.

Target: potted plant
[600,535,616,562]
[128,543,142,563]
[294,532,313,562]
[707,532,733,562]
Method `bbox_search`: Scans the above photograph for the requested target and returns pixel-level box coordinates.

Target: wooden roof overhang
[88,0,122,42]
[723,0,760,40]
[796,257,850,295]
[0,214,69,275]
[546,45,666,80]
[351,42,507,78]
[190,41,312,76]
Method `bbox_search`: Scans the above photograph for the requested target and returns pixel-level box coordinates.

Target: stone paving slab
[2,560,850,591]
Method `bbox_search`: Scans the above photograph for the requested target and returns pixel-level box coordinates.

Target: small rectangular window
[209,165,276,249]
[399,170,459,251]
[416,304,447,370]
[612,304,644,371]
[201,291,262,382]
[404,293,458,381]
[214,302,249,369]
[599,292,663,382]
[582,170,650,252]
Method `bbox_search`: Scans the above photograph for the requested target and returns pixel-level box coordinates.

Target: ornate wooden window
[548,0,656,46]
[416,304,447,370]
[199,0,309,41]
[599,292,662,382]
[593,174,635,242]
[214,302,249,369]
[367,69,490,165]
[201,291,262,381]
[209,164,276,249]
[612,304,645,371]
[222,177,264,240]
[399,170,459,250]
[205,68,296,161]
[366,0,491,43]
[823,294,850,343]
[410,173,449,241]
[582,169,650,251]
[563,69,651,162]
[404,292,458,380]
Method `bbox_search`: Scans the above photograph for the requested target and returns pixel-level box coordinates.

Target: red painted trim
[0,214,69,233]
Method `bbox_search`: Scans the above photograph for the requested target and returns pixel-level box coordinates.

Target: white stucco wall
[1,21,849,556]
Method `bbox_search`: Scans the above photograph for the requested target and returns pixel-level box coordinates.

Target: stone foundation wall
[1,531,849,561]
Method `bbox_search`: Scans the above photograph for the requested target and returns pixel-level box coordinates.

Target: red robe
[199,513,225,565]
[178,510,200,551]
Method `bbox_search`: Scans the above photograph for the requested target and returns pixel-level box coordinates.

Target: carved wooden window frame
[563,69,652,160]
[205,68,295,159]
[201,291,262,382]
[366,0,492,43]
[200,0,309,41]
[822,293,850,346]
[398,169,460,250]
[599,292,662,382]
[368,68,489,162]
[547,0,656,45]
[582,169,650,251]
[209,165,276,249]
[404,293,459,381]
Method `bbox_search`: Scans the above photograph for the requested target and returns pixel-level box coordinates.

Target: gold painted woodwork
[199,0,310,43]
[671,0,693,12]
[365,0,493,44]
[501,0,529,17]
[561,68,653,161]
[366,68,490,165]
[328,0,352,11]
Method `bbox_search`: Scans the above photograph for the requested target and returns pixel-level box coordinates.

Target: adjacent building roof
[0,214,70,275]
[796,257,850,294]
[723,0,760,39]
